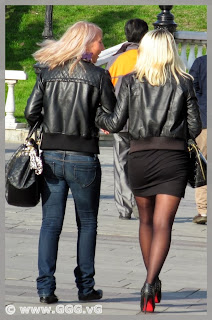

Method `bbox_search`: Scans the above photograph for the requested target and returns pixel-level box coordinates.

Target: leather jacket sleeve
[100,70,117,113]
[186,78,202,139]
[24,74,44,126]
[95,75,129,132]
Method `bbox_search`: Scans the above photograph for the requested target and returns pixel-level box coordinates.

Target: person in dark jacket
[95,28,202,313]
[189,55,207,224]
[25,21,116,304]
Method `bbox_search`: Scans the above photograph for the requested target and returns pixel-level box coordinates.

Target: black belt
[66,151,95,157]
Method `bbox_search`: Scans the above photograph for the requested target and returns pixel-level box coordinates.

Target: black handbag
[5,122,43,207]
[187,139,207,188]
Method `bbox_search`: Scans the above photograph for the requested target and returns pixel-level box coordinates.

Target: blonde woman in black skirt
[95,28,202,313]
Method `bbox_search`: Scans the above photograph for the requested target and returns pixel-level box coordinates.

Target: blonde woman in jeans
[25,21,116,304]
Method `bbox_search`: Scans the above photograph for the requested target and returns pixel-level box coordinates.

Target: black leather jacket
[25,60,116,154]
[95,72,202,151]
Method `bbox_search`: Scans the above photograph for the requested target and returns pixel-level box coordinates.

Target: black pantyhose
[135,194,181,285]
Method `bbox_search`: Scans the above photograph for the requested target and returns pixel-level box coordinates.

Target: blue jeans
[37,151,101,297]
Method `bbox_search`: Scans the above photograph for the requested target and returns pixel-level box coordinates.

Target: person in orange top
[106,19,148,220]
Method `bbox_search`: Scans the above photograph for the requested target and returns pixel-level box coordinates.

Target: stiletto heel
[154,277,162,303]
[140,283,155,313]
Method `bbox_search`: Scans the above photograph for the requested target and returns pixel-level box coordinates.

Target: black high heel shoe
[154,277,162,303]
[140,282,155,313]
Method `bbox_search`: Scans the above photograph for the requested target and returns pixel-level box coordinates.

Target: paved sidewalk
[5,143,207,317]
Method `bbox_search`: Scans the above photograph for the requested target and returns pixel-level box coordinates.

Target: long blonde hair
[135,28,192,86]
[33,21,102,73]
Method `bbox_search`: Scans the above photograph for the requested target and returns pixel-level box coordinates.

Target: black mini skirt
[128,150,189,198]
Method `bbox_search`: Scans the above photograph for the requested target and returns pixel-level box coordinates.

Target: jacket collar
[113,42,139,56]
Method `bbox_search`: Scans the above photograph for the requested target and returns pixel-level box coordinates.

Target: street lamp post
[34,5,54,76]
[153,5,177,34]
[42,5,54,40]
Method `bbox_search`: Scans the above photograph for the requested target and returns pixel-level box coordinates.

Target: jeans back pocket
[74,166,98,188]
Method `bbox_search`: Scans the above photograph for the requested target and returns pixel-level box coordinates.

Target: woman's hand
[100,129,110,135]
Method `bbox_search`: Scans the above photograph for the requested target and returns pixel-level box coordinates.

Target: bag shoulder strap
[26,121,40,140]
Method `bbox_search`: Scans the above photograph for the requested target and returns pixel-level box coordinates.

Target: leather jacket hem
[130,137,187,153]
[41,133,99,154]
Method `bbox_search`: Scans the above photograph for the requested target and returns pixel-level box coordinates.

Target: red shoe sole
[143,297,154,312]
[155,293,160,303]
